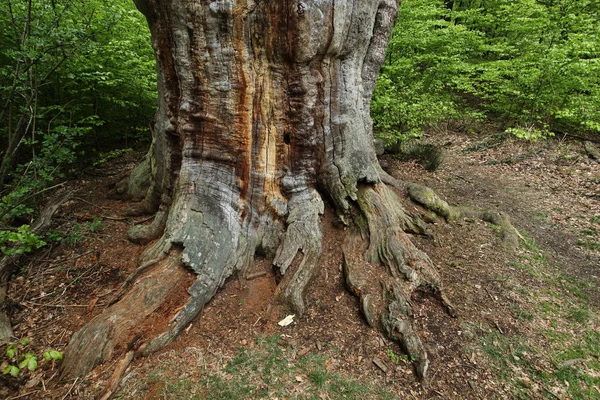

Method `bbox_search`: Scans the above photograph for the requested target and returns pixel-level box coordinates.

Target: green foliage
[2,338,62,378]
[373,0,600,142]
[93,148,133,167]
[0,0,155,248]
[386,349,400,364]
[0,225,46,256]
[0,0,156,156]
[43,350,63,362]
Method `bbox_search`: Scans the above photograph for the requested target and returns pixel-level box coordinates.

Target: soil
[1,130,598,399]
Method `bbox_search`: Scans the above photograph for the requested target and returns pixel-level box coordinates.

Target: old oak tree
[61,0,518,380]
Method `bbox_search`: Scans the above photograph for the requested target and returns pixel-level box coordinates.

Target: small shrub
[2,338,62,378]
[93,148,133,167]
[0,225,46,256]
[397,141,444,172]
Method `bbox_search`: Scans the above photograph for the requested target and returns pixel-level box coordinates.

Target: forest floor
[1,129,599,399]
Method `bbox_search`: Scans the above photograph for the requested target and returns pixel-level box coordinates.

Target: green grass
[481,234,600,399]
[118,335,397,400]
[480,325,600,399]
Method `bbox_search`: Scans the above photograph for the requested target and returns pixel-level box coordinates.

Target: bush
[372,0,600,143]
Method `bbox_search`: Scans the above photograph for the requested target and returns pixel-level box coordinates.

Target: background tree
[0,0,156,210]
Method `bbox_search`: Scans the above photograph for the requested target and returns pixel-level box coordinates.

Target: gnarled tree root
[381,171,522,250]
[60,182,460,382]
[60,192,326,380]
[60,252,196,379]
[343,184,456,379]
[60,179,493,383]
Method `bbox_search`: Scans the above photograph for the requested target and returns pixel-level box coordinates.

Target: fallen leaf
[278,315,295,327]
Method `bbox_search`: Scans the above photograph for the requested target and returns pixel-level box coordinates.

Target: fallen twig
[133,215,154,225]
[61,377,78,400]
[23,301,88,308]
[7,390,40,400]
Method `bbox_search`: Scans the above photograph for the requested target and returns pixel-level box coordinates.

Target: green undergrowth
[480,234,600,399]
[117,335,396,400]
[577,223,600,251]
[394,141,444,172]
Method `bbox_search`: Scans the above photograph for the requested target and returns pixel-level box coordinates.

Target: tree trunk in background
[61,0,454,381]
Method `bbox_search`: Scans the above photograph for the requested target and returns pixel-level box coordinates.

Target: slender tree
[61,0,457,380]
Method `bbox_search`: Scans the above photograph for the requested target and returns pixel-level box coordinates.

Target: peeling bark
[61,0,458,380]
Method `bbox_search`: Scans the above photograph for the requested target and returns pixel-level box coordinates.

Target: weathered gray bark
[61,0,454,381]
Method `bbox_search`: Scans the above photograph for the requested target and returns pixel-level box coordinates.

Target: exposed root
[342,184,456,380]
[273,192,324,315]
[60,252,195,379]
[62,179,469,383]
[380,169,522,250]
[405,182,521,250]
[126,208,168,245]
[343,232,430,379]
[99,350,134,400]
[585,140,600,161]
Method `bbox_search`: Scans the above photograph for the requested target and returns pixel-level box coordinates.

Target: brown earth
[1,130,598,399]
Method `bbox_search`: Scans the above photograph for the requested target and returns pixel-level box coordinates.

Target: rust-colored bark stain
[141,0,388,228]
[232,2,252,215]
[142,0,352,228]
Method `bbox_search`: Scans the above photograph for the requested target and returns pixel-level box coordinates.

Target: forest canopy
[0,0,156,237]
[372,0,600,142]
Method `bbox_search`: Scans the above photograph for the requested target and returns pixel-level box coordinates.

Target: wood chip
[246,270,267,280]
[87,297,99,312]
[373,358,388,373]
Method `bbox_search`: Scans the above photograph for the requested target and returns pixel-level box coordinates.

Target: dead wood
[99,351,134,400]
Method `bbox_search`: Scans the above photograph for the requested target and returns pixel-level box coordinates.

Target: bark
[61,0,455,380]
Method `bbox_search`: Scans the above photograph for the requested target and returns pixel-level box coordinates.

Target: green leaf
[6,344,18,358]
[3,365,20,377]
[27,357,38,371]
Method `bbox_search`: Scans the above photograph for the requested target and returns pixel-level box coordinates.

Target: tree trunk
[61,0,454,380]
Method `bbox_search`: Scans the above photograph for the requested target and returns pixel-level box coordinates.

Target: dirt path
[1,132,598,399]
